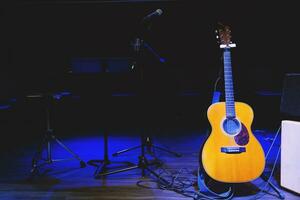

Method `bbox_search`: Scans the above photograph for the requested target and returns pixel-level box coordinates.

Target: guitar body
[201,102,265,183]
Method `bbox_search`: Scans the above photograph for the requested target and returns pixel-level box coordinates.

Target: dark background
[0,1,299,149]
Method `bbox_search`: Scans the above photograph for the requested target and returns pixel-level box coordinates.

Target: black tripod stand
[30,94,86,176]
[87,129,135,179]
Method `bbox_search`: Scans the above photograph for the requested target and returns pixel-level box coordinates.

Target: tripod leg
[94,161,108,176]
[31,134,49,175]
[141,150,145,176]
[52,136,86,168]
[96,165,140,177]
[260,174,285,199]
[140,136,147,176]
[112,145,142,157]
[47,140,52,163]
[103,131,109,162]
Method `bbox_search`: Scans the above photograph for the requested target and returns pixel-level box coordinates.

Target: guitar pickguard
[234,124,249,146]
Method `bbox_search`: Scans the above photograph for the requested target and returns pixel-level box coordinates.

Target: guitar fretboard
[223,48,236,118]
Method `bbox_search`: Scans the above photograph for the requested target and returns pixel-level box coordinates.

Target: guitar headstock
[215,23,236,49]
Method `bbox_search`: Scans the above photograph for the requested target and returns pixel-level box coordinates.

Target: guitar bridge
[221,147,246,154]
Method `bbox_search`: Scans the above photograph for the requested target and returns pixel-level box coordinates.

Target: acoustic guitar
[201,25,265,183]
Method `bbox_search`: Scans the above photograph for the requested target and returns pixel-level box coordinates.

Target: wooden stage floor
[0,129,299,200]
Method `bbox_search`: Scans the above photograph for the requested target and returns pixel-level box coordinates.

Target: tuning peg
[215,29,219,37]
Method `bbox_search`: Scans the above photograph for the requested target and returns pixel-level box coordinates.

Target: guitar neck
[223,48,236,118]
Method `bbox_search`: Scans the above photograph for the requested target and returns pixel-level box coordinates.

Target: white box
[281,120,300,194]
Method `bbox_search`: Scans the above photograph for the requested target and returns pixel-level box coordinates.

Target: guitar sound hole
[223,118,241,135]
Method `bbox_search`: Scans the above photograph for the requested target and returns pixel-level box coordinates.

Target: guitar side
[201,102,265,183]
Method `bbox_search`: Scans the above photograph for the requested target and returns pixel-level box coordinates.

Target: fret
[226,104,235,106]
[223,49,236,118]
[226,105,235,107]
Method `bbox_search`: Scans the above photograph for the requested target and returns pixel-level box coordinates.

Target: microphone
[142,9,163,22]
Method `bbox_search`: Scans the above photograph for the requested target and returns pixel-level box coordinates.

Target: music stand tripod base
[97,136,163,178]
[98,155,162,178]
[112,137,181,158]
[87,131,135,179]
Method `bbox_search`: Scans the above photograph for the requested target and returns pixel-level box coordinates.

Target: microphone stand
[98,37,162,178]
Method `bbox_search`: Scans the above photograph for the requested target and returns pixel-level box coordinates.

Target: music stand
[97,35,180,179]
[72,57,136,178]
[112,38,181,158]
